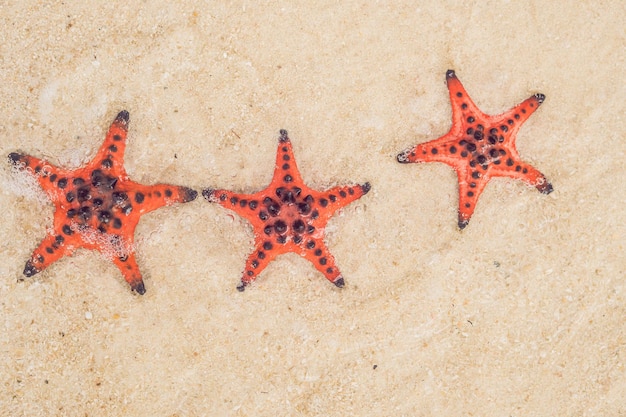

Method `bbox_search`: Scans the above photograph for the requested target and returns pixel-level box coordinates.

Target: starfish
[203,130,370,291]
[397,70,553,229]
[8,110,197,294]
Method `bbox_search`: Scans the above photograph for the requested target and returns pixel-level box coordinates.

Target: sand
[1,1,625,416]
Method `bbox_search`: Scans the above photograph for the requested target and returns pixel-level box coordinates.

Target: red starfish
[8,111,197,294]
[397,70,553,229]
[203,130,370,291]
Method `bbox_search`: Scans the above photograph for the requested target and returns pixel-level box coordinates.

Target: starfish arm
[111,250,145,294]
[490,160,553,194]
[312,182,371,220]
[397,132,465,165]
[271,129,305,186]
[90,110,130,178]
[131,183,198,215]
[201,188,261,222]
[22,232,75,277]
[298,239,344,287]
[236,237,282,291]
[8,152,74,199]
[445,69,489,135]
[492,94,545,147]
[456,167,490,229]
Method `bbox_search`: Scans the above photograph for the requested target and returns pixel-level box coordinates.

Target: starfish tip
[396,150,411,164]
[279,129,289,142]
[116,110,130,124]
[8,152,22,165]
[182,187,198,202]
[534,93,546,104]
[333,277,345,288]
[458,219,469,230]
[446,69,456,79]
[23,261,39,277]
[236,281,247,292]
[361,182,371,194]
[132,281,146,295]
[201,188,217,202]
[539,181,554,195]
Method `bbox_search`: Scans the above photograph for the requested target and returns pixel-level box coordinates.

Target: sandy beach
[1,1,625,415]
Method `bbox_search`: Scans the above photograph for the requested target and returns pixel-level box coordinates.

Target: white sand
[1,1,625,416]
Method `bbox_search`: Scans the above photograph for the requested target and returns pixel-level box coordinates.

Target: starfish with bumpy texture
[203,130,370,291]
[397,70,553,229]
[8,111,197,294]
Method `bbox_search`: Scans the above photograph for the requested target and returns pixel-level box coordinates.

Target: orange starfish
[397,70,553,229]
[203,130,370,291]
[8,111,197,294]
